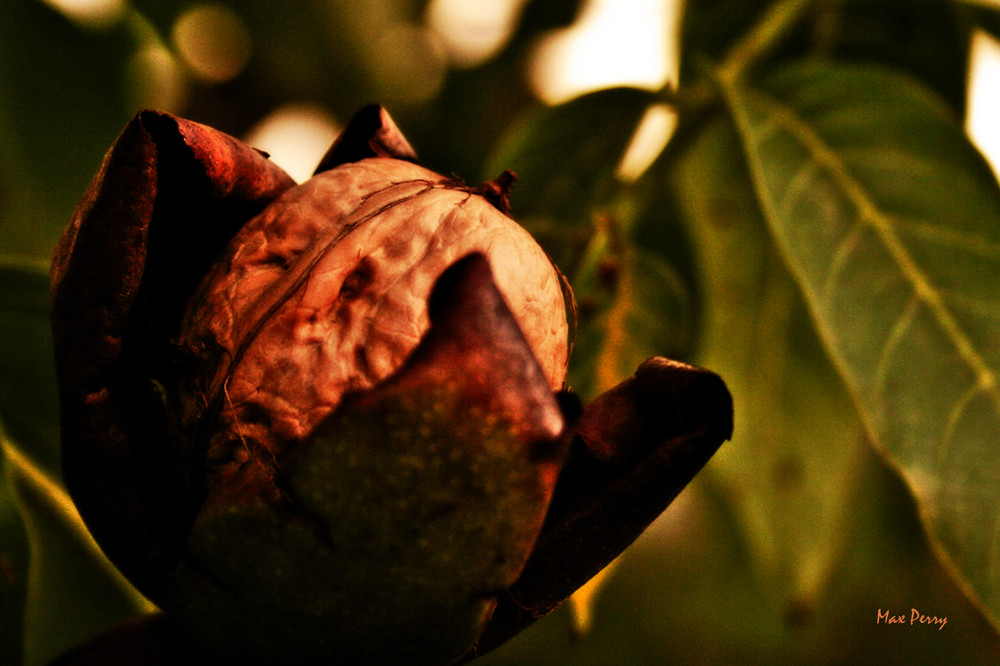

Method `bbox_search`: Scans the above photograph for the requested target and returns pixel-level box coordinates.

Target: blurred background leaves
[3,0,1000,663]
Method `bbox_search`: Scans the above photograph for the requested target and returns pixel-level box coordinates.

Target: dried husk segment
[167,254,570,664]
[49,104,733,665]
[50,110,296,600]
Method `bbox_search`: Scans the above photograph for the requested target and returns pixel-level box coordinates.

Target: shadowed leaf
[721,61,1000,630]
[483,88,654,271]
[0,259,58,666]
[681,0,970,111]
[2,432,153,666]
[668,115,869,616]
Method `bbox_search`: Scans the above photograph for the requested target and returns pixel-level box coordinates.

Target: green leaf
[681,0,778,69]
[484,87,653,217]
[681,0,970,111]
[0,0,138,260]
[0,261,152,662]
[0,259,60,475]
[666,115,867,614]
[2,432,154,666]
[483,87,654,270]
[719,61,1000,630]
[811,0,970,110]
[0,259,54,666]
[568,207,693,399]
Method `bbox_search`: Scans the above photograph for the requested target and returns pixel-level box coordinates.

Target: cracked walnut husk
[50,105,732,665]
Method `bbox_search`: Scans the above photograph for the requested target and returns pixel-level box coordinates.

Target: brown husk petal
[50,110,295,600]
[313,103,418,174]
[464,358,733,660]
[160,254,571,665]
[50,106,733,664]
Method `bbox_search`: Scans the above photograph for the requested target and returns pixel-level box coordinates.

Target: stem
[661,0,816,118]
[717,0,816,84]
[649,0,817,181]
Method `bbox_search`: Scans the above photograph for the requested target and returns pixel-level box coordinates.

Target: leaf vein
[902,219,1000,262]
[820,218,865,303]
[942,289,1000,323]
[736,87,1000,417]
[938,380,992,470]
[777,159,821,224]
[872,294,921,403]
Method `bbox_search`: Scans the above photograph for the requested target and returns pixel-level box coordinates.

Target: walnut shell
[177,158,569,495]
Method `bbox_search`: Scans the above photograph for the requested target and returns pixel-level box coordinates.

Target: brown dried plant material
[50,105,732,665]
[176,155,568,505]
[51,110,297,600]
[466,358,733,659]
[166,255,571,664]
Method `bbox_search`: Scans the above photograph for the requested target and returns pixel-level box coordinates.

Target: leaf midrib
[725,80,1000,432]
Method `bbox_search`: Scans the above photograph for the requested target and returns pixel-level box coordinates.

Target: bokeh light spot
[426,0,526,68]
[530,0,681,104]
[967,29,1000,180]
[244,104,342,184]
[39,0,126,30]
[172,4,252,83]
[617,103,677,182]
[123,44,189,113]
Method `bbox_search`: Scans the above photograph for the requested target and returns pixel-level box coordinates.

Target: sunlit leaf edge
[1,424,155,664]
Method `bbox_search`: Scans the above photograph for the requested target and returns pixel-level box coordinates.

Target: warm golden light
[244,104,342,183]
[123,43,188,114]
[39,0,126,30]
[967,29,1000,179]
[617,103,678,182]
[171,4,252,83]
[530,0,681,104]
[426,0,527,68]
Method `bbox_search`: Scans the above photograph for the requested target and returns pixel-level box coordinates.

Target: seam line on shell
[195,179,448,444]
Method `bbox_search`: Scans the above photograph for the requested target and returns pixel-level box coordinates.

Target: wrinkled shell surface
[179,157,568,473]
